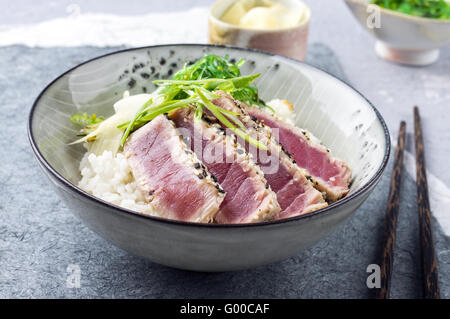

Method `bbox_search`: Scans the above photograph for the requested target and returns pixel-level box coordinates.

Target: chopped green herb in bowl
[370,0,450,19]
[345,0,450,65]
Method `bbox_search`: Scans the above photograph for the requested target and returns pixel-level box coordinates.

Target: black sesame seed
[198,174,204,179]
[167,69,173,76]
[170,62,177,68]
[265,183,269,189]
[194,163,201,169]
[218,189,225,194]
[202,170,208,177]
[204,117,213,124]
[148,190,155,196]
[134,63,144,72]
[127,78,136,88]
[140,72,150,79]
[150,66,156,74]
[159,57,166,65]
[251,116,258,122]
[142,87,147,93]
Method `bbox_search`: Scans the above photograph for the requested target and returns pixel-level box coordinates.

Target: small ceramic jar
[208,0,311,61]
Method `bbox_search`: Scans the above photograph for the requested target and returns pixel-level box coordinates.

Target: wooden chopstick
[376,121,406,299]
[414,106,440,299]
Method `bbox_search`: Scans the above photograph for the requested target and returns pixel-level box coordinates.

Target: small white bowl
[208,0,311,61]
[345,0,450,66]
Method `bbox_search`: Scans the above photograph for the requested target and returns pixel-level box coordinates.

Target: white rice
[266,99,296,125]
[78,150,154,215]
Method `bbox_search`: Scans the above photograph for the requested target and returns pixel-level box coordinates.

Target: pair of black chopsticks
[376,107,440,299]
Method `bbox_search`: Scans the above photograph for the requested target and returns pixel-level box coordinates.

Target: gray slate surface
[0,44,448,298]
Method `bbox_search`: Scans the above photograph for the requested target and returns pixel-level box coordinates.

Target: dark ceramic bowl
[28,44,390,271]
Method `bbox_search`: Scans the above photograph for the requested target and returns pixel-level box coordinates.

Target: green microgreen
[70,112,104,136]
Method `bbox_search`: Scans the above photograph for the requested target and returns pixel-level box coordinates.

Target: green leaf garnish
[173,54,243,80]
[70,113,104,127]
[195,88,267,150]
[153,73,261,91]
[119,97,200,146]
[70,112,104,136]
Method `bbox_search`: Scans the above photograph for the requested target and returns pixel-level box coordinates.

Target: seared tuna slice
[124,114,225,223]
[245,106,352,201]
[170,108,281,224]
[212,91,328,219]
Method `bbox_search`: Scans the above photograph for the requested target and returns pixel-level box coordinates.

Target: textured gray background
[1,0,449,298]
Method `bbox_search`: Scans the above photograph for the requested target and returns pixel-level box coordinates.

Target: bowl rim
[209,0,312,33]
[345,0,450,24]
[28,43,391,229]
